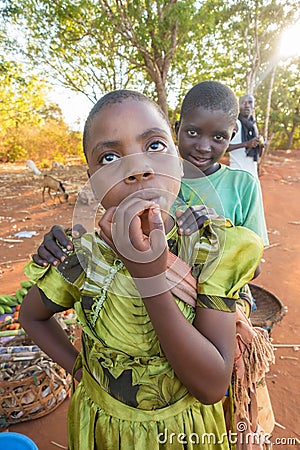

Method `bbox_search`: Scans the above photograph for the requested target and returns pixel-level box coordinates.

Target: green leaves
[1,0,299,149]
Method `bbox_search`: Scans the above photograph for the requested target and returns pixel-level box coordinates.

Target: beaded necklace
[90,259,124,326]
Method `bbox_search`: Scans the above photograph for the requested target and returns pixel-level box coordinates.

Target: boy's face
[85,99,182,222]
[175,107,234,176]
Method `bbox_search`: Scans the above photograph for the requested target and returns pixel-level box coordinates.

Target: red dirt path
[0,153,299,448]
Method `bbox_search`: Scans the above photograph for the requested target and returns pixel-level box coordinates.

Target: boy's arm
[19,285,80,380]
[32,224,86,267]
[32,207,218,266]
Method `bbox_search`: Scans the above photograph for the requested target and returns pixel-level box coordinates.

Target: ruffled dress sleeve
[24,255,81,311]
[191,219,263,313]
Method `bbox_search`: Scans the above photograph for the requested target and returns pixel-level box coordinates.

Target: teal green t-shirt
[177,164,269,246]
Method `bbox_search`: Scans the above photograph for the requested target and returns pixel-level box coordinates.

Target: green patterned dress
[24,220,263,450]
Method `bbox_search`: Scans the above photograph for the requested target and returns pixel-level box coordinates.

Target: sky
[49,87,93,131]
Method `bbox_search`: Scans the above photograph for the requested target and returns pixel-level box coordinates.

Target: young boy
[175,81,268,247]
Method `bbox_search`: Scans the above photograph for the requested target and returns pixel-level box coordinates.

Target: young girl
[32,81,268,269]
[20,90,263,449]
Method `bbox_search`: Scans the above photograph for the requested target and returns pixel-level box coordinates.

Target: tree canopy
[1,0,299,153]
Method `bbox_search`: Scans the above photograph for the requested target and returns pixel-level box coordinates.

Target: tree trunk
[258,65,277,175]
[155,80,168,116]
[264,64,277,142]
[286,124,296,150]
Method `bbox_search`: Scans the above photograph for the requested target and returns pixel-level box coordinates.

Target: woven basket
[0,364,72,427]
[249,283,286,331]
[0,313,76,428]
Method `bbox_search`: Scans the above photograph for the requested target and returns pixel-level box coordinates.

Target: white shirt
[229,119,258,178]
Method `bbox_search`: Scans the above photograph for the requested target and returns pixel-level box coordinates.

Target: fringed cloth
[166,251,275,450]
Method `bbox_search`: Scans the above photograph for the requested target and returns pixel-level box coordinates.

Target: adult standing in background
[228,94,264,178]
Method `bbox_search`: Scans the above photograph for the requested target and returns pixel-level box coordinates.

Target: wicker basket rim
[249,283,286,325]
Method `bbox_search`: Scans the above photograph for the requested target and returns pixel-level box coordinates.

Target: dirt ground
[0,153,299,449]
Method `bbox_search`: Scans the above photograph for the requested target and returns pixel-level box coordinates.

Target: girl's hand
[32,224,86,266]
[99,201,169,296]
[176,205,223,235]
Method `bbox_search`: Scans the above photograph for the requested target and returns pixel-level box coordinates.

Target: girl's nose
[124,167,155,184]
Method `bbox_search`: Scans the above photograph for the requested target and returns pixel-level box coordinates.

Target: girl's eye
[187,130,198,137]
[100,153,120,165]
[148,141,166,152]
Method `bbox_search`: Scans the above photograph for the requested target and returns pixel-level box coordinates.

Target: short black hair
[179,81,238,126]
[239,94,255,106]
[83,89,170,158]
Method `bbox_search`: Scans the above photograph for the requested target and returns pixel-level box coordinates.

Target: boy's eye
[148,141,166,152]
[187,130,198,137]
[214,135,225,142]
[100,153,120,165]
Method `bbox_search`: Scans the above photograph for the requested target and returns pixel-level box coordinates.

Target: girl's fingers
[148,206,166,255]
[128,215,149,252]
[98,207,116,248]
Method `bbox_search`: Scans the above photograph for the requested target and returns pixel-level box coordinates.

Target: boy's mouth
[189,155,211,167]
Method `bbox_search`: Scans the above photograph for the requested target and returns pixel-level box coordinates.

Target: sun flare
[279,20,300,58]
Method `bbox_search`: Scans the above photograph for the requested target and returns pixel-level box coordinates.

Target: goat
[26,159,42,176]
[52,161,65,170]
[42,174,69,203]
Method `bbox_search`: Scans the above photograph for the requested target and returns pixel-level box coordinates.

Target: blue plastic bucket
[0,432,38,449]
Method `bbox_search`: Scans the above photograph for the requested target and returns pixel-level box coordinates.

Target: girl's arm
[99,203,235,404]
[19,285,80,380]
[142,292,235,404]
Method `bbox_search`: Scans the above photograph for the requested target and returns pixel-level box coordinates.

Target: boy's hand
[176,205,222,235]
[32,224,86,267]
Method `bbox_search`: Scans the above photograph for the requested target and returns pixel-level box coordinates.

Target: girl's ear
[87,169,91,179]
[174,120,180,139]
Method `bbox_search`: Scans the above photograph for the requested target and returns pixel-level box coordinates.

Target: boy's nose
[124,168,155,184]
[195,138,211,153]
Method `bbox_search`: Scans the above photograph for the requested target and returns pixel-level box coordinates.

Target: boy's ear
[231,130,236,140]
[174,120,180,138]
[87,169,91,179]
[231,122,238,141]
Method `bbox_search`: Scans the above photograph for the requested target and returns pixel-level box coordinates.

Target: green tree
[266,61,300,150]
[2,0,300,149]
[0,61,82,161]
[2,0,226,115]
[198,0,299,144]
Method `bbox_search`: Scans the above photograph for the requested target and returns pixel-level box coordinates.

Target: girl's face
[85,99,182,222]
[175,107,235,176]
